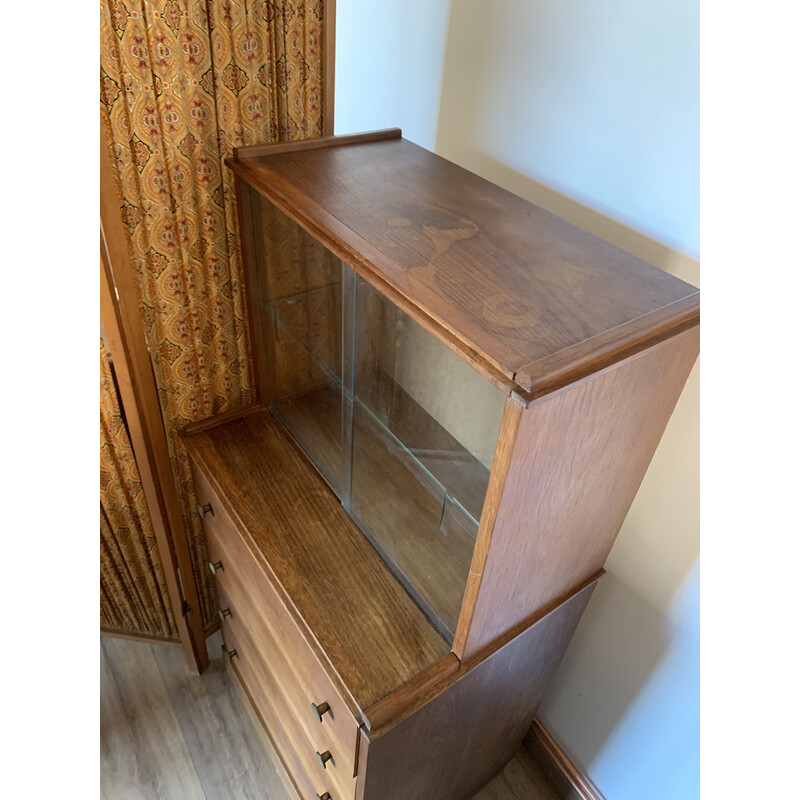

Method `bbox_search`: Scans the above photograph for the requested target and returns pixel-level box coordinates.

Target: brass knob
[225,648,238,660]
[197,503,213,518]
[311,701,331,722]
[315,750,332,770]
[208,560,223,575]
[218,608,231,623]
[316,794,332,800]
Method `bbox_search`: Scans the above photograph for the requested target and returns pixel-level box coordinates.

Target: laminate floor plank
[100,638,206,800]
[472,772,517,800]
[473,750,562,800]
[501,750,562,800]
[152,633,290,800]
[101,634,563,800]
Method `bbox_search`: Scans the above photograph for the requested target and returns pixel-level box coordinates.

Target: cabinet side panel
[359,581,597,800]
[461,327,699,660]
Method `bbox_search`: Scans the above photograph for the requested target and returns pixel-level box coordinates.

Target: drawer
[219,585,357,800]
[192,465,359,787]
[222,610,332,800]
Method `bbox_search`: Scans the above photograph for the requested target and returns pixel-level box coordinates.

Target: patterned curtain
[101,338,178,638]
[100,0,326,631]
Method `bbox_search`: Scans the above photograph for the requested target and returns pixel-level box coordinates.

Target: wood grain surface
[185,409,450,713]
[472,752,561,800]
[223,649,302,800]
[358,578,599,800]
[101,634,290,800]
[222,614,353,799]
[230,135,698,397]
[460,327,699,659]
[208,548,360,779]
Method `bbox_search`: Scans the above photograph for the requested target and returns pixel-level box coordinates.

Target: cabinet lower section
[219,571,596,800]
[188,415,600,800]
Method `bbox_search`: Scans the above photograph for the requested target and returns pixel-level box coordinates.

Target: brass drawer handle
[218,608,232,623]
[208,560,224,575]
[197,503,213,518]
[316,794,332,800]
[315,750,332,770]
[311,701,331,723]
[225,648,238,660]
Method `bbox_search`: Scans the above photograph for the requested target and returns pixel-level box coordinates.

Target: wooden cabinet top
[229,129,699,402]
[184,407,455,722]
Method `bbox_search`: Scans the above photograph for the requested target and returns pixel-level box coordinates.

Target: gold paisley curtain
[101,339,178,638]
[100,0,326,632]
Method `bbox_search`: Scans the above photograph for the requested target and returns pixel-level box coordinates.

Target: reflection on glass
[251,191,506,641]
[252,190,344,494]
[346,277,504,638]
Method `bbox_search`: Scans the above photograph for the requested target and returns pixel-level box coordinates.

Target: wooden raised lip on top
[226,128,699,406]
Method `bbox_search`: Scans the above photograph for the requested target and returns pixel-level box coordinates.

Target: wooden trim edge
[364,574,603,740]
[461,571,604,672]
[322,0,336,136]
[452,396,524,657]
[233,175,272,405]
[233,128,401,160]
[515,293,700,401]
[524,718,606,800]
[180,402,265,437]
[361,653,460,734]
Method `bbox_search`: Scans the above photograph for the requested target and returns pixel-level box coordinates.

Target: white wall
[336,2,699,798]
[334,0,450,151]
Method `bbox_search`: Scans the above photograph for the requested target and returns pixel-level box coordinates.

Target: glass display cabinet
[183,129,700,800]
[254,195,505,640]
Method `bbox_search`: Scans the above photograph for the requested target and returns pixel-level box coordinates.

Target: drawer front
[219,585,357,800]
[222,610,331,800]
[192,464,359,793]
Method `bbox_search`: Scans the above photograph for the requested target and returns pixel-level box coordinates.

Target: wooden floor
[100,634,561,800]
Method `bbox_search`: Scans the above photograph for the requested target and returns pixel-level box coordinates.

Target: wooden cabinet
[183,129,699,800]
